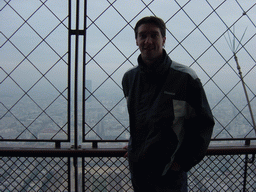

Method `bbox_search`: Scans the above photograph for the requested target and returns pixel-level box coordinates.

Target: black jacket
[122,50,214,175]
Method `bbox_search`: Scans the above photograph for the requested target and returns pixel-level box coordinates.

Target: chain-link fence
[1,151,255,191]
[1,0,256,145]
[1,0,70,144]
[0,156,70,191]
[83,0,256,144]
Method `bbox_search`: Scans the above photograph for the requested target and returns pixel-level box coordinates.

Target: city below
[1,80,256,147]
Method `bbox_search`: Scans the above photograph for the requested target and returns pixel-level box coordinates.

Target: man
[122,16,214,191]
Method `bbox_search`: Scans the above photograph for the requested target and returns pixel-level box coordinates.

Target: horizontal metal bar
[83,140,128,142]
[70,29,85,35]
[207,145,256,155]
[0,139,69,142]
[1,138,255,143]
[1,145,256,158]
[211,138,256,141]
[0,147,126,157]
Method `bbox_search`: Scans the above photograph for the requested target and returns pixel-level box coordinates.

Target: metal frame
[1,146,255,192]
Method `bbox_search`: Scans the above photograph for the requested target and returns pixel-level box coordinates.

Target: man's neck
[142,54,164,68]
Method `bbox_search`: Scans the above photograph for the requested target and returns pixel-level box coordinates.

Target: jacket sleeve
[122,68,137,98]
[122,72,129,98]
[175,77,215,172]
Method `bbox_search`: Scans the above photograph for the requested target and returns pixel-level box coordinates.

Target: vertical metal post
[74,0,80,151]
[243,154,249,192]
[82,0,88,145]
[82,157,85,192]
[82,3,87,192]
[68,157,71,192]
[70,1,87,191]
[74,0,80,191]
[68,1,72,191]
[67,0,72,144]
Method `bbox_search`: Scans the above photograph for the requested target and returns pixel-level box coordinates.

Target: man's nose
[145,36,153,44]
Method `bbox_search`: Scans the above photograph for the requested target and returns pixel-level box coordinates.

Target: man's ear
[162,36,166,47]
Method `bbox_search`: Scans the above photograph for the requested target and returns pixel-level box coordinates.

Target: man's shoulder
[123,65,139,77]
[170,61,198,80]
[126,65,139,72]
[122,65,139,85]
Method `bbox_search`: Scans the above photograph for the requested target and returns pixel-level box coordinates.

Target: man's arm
[175,78,215,172]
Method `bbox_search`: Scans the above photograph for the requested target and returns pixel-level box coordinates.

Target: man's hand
[170,161,181,171]
[123,145,128,158]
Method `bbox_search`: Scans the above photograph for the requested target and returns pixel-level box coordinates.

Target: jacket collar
[138,49,171,77]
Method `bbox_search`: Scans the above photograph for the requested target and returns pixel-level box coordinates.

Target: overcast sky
[1,0,256,99]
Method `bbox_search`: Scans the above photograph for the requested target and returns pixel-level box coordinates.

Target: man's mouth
[143,47,154,51]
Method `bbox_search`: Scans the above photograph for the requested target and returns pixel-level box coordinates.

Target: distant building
[38,128,66,140]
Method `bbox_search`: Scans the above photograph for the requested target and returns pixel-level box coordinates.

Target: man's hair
[134,16,166,38]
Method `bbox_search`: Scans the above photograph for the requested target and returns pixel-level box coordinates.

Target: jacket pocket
[137,121,178,175]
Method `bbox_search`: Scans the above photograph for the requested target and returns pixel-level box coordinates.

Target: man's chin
[142,53,156,60]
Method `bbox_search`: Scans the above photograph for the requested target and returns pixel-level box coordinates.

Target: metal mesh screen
[1,0,255,143]
[189,154,256,191]
[83,157,132,192]
[1,0,69,142]
[82,155,256,192]
[1,154,255,191]
[83,0,256,143]
[0,156,69,191]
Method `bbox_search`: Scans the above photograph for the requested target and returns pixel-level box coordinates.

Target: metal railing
[1,145,256,191]
[1,0,256,191]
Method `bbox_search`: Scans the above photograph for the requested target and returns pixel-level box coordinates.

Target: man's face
[136,23,166,65]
